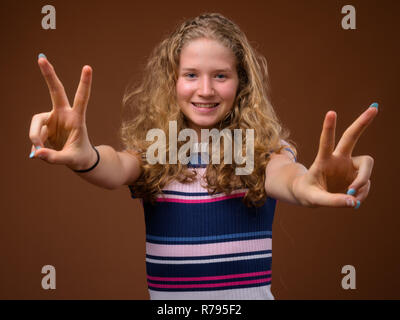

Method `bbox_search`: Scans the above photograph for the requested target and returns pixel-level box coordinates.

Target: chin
[190,120,218,130]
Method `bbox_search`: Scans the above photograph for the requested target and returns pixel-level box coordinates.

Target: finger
[38,55,70,108]
[308,187,358,209]
[316,111,336,160]
[39,125,52,149]
[40,125,49,143]
[346,155,374,193]
[29,112,51,148]
[353,180,371,203]
[72,65,92,116]
[29,144,38,159]
[335,104,378,157]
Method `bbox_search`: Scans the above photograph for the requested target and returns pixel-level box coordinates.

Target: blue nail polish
[38,53,47,59]
[369,102,378,109]
[29,151,35,158]
[354,200,361,210]
[347,189,356,196]
[35,146,41,150]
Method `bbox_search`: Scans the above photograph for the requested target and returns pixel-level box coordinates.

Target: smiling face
[176,38,239,137]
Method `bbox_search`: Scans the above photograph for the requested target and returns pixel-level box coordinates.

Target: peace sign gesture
[292,104,379,209]
[28,54,97,171]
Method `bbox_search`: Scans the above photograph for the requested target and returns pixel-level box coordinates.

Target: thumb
[310,188,359,209]
[34,147,70,165]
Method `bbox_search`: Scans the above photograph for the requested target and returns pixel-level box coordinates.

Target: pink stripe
[148,278,271,289]
[156,192,246,203]
[146,238,272,257]
[147,271,271,282]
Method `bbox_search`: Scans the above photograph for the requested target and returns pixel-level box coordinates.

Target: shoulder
[279,139,297,163]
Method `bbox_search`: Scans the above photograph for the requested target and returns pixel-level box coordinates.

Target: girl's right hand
[29,55,97,171]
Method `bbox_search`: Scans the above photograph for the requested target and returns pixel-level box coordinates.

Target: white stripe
[148,284,274,300]
[146,253,271,265]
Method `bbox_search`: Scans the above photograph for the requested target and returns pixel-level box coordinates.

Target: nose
[198,76,215,97]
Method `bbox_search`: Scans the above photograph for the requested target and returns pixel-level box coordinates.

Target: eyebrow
[181,67,233,73]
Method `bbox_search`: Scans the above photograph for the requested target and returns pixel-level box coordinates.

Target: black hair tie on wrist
[73,145,100,173]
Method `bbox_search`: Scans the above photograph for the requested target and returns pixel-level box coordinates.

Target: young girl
[29,13,377,300]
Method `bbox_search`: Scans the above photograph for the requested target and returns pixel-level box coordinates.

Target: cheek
[218,83,238,101]
[176,80,195,100]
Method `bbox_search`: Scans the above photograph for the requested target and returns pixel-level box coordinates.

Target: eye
[215,74,226,80]
[185,73,197,79]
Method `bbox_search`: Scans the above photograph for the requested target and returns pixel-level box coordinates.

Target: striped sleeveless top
[129,152,277,300]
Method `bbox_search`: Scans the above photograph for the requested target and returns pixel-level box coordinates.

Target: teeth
[193,103,219,108]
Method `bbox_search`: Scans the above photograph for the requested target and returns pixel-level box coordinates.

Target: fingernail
[38,53,47,59]
[35,146,41,150]
[29,150,35,158]
[346,198,355,207]
[369,102,378,109]
[354,200,361,210]
[347,189,356,196]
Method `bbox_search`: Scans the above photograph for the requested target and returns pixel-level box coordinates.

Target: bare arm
[73,145,142,190]
[265,150,307,205]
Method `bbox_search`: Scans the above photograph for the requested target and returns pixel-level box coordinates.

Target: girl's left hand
[292,104,379,209]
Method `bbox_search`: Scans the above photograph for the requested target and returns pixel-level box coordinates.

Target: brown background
[0,0,398,299]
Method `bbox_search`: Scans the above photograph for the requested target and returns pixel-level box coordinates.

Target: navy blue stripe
[144,197,276,237]
[146,250,272,261]
[146,256,271,278]
[146,231,272,243]
[146,235,271,245]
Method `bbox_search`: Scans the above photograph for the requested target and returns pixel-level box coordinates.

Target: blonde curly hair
[119,13,296,207]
